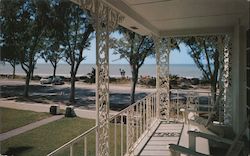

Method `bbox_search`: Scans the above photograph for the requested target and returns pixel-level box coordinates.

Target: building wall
[232,23,248,134]
[247,28,250,135]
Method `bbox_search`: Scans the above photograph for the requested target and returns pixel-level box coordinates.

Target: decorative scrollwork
[75,1,124,155]
[77,0,124,31]
[154,37,171,121]
[96,17,110,154]
[127,106,135,154]
[213,35,233,125]
[222,35,233,125]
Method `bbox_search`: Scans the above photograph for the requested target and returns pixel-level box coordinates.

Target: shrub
[191,78,200,85]
[138,76,156,87]
[65,107,76,117]
[170,79,177,85]
[86,68,96,83]
[50,106,59,115]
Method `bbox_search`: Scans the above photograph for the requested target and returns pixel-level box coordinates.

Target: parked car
[40,76,64,85]
[52,76,64,85]
[40,76,53,84]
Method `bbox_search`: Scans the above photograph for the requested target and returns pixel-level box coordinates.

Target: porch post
[222,35,233,125]
[154,36,161,119]
[154,37,170,122]
[232,22,248,134]
[215,35,233,125]
[78,0,124,155]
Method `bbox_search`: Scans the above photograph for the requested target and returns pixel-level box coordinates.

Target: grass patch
[1,116,128,156]
[1,118,95,156]
[0,107,51,133]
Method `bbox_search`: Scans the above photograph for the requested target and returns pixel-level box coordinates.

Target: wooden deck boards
[138,122,183,156]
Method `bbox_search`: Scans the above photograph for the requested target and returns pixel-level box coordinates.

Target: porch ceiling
[105,0,249,36]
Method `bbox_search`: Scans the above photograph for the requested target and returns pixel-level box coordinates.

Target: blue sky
[82,40,194,64]
[38,38,195,65]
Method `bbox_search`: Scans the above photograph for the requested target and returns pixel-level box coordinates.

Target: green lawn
[1,117,96,156]
[1,117,127,156]
[0,107,51,133]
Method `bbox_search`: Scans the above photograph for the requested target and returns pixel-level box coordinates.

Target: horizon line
[34,63,197,65]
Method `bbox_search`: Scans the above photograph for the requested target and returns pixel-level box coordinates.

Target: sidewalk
[0,99,118,119]
[0,115,64,141]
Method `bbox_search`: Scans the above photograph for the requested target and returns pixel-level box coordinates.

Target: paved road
[0,115,64,141]
[0,79,154,109]
[0,100,117,119]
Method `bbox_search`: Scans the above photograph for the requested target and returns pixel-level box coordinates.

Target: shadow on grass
[3,146,33,156]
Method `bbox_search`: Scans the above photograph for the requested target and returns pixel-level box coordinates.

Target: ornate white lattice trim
[154,37,171,121]
[77,0,124,30]
[127,106,135,154]
[222,35,233,125]
[75,1,124,155]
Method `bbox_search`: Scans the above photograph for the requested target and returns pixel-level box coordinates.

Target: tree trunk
[211,80,217,105]
[210,79,219,121]
[130,67,138,104]
[24,71,31,97]
[30,64,35,80]
[69,71,76,104]
[11,61,16,79]
[53,63,57,77]
[12,65,16,79]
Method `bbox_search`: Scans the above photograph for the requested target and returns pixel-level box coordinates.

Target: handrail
[171,89,211,93]
[47,125,97,156]
[47,89,220,156]
[109,92,156,121]
[109,91,158,155]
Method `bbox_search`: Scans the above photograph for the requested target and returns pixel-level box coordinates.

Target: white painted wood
[47,126,97,156]
[147,141,178,146]
[144,145,171,150]
[132,120,160,155]
[70,145,73,156]
[102,0,249,36]
[140,150,172,156]
[150,137,180,141]
[104,0,159,36]
[178,124,210,155]
[232,23,248,134]
[169,144,209,156]
[135,123,183,156]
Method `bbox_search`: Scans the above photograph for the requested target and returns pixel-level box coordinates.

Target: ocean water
[0,63,203,78]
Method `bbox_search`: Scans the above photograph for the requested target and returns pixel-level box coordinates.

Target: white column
[222,35,233,125]
[79,0,124,155]
[154,36,161,119]
[154,37,170,122]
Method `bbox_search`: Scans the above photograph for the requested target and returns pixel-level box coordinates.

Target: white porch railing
[109,92,158,156]
[47,126,97,156]
[46,89,229,156]
[170,89,226,125]
[170,90,213,121]
[46,92,158,156]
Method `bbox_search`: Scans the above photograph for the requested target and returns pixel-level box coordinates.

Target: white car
[40,76,65,85]
[40,76,53,84]
[52,76,64,85]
